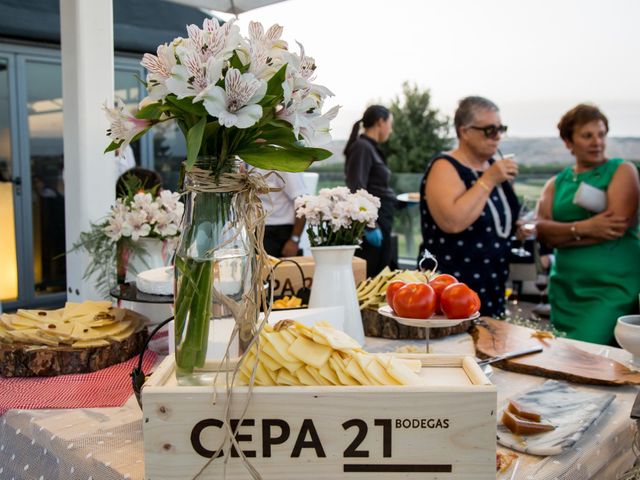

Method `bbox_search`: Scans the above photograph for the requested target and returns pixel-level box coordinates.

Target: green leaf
[136,102,170,120]
[185,116,207,169]
[256,120,297,144]
[165,94,208,117]
[228,51,249,73]
[259,94,281,110]
[237,143,332,172]
[104,140,122,153]
[261,64,287,102]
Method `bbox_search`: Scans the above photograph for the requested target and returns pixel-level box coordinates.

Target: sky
[215,0,640,139]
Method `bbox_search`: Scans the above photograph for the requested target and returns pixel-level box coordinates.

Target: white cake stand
[377,305,480,353]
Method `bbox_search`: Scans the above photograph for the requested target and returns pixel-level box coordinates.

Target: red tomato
[385,280,406,312]
[392,283,437,319]
[440,283,481,319]
[428,274,458,313]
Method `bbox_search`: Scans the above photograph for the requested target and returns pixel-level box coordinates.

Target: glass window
[25,60,66,296]
[0,57,18,301]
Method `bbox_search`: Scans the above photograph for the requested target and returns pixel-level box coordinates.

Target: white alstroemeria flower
[104,213,126,241]
[155,218,179,238]
[168,202,184,225]
[246,22,288,79]
[143,200,163,225]
[132,192,154,210]
[166,46,224,99]
[140,43,177,100]
[298,105,340,147]
[195,68,266,128]
[111,198,128,216]
[202,18,241,60]
[121,209,151,241]
[159,190,182,211]
[104,99,152,151]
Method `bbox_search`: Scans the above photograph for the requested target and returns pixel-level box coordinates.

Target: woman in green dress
[537,104,640,345]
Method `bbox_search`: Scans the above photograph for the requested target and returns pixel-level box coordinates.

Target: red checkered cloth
[0,352,157,416]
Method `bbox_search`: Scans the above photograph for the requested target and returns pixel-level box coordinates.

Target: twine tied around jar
[186,165,284,480]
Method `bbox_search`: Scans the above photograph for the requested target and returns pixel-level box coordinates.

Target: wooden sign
[143,355,496,479]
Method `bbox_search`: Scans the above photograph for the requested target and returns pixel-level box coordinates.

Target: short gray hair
[454,96,499,138]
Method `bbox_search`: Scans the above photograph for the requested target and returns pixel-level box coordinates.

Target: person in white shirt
[256,169,308,257]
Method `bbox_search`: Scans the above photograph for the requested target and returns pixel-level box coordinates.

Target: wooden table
[0,333,637,480]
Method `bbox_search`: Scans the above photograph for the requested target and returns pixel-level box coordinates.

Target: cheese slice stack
[239,320,425,386]
[0,301,145,348]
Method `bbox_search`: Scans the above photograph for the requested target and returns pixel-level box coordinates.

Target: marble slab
[497,380,616,456]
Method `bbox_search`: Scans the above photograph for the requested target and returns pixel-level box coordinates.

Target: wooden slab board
[471,318,640,386]
[0,310,148,377]
[362,307,472,339]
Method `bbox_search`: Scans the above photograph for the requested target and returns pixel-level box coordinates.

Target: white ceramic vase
[125,237,173,283]
[308,245,364,345]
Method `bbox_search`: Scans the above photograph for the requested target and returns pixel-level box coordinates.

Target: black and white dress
[417,154,520,317]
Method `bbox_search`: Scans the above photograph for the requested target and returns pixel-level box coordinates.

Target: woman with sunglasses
[417,96,520,317]
[536,104,640,345]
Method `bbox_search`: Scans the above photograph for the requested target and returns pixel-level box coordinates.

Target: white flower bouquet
[104,189,184,242]
[295,187,380,246]
[71,176,184,296]
[102,17,339,380]
[104,18,337,175]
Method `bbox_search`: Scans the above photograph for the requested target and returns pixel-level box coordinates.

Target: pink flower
[104,99,152,152]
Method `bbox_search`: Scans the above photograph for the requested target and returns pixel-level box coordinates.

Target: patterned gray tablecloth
[0,333,636,479]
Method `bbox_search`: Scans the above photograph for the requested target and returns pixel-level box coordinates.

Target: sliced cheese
[294,366,316,386]
[386,357,424,385]
[264,332,300,363]
[312,325,361,351]
[288,336,332,369]
[72,339,111,348]
[276,369,302,386]
[318,362,340,385]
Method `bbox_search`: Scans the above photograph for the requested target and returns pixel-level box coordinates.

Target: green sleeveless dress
[549,158,640,344]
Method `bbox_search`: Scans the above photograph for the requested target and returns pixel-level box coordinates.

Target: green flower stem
[175,258,213,373]
[174,184,235,375]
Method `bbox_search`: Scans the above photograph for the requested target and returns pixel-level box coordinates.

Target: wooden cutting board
[472,318,640,386]
[0,309,147,377]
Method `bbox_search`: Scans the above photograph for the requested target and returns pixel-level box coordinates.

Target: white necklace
[470,169,512,239]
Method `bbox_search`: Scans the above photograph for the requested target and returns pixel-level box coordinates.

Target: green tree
[380,82,453,173]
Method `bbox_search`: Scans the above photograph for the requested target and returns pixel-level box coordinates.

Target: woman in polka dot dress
[417,96,520,317]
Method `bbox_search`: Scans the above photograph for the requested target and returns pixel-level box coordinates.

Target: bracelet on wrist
[477,179,492,193]
[570,222,581,241]
[290,234,301,243]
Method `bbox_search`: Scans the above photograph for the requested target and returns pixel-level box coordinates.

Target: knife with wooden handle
[477,346,543,366]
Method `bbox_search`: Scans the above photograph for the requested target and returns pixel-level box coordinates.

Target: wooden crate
[143,354,497,479]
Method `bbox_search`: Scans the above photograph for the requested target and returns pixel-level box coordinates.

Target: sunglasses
[468,124,508,139]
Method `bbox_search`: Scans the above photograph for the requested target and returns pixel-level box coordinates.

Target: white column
[60,0,116,301]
